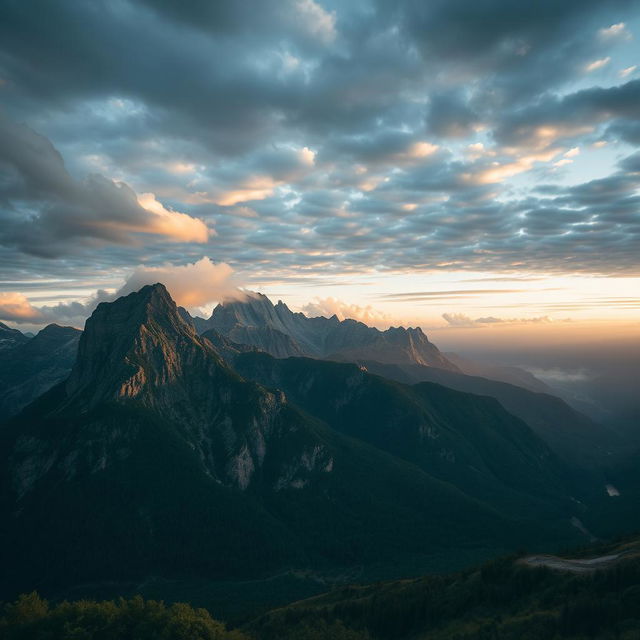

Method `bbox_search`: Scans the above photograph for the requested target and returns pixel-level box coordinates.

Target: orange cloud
[119,257,245,309]
[136,193,211,242]
[0,292,43,322]
[301,296,390,326]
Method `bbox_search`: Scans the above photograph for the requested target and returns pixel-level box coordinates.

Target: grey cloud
[426,91,479,138]
[0,113,209,257]
[0,0,639,290]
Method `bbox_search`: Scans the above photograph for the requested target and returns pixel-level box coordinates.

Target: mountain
[193,292,458,370]
[341,359,620,469]
[0,321,29,351]
[225,348,584,518]
[0,324,81,420]
[0,284,572,602]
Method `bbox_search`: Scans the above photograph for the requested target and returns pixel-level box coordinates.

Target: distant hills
[0,323,81,419]
[0,321,29,351]
[0,284,587,603]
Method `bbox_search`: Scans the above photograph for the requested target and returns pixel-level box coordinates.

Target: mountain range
[0,284,590,603]
[189,292,458,370]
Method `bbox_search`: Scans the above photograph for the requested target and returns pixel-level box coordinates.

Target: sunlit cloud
[465,149,562,184]
[584,57,611,72]
[619,65,637,78]
[119,257,245,309]
[136,193,211,242]
[302,296,390,326]
[0,292,43,323]
[598,22,631,40]
[442,312,557,328]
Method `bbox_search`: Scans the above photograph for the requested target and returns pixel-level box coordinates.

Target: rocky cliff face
[197,292,459,370]
[57,284,333,491]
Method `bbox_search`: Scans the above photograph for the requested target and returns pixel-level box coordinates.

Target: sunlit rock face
[199,292,459,370]
[16,284,329,493]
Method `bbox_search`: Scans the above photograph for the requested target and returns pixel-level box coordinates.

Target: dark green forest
[252,539,640,640]
[4,537,640,640]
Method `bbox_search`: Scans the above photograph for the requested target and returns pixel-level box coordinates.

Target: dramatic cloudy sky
[1,0,639,336]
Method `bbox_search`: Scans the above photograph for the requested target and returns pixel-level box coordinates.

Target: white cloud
[619,65,637,78]
[136,193,211,242]
[119,257,245,308]
[598,22,631,40]
[0,292,43,323]
[0,258,245,326]
[296,0,337,44]
[442,313,556,328]
[584,57,611,72]
[301,297,390,326]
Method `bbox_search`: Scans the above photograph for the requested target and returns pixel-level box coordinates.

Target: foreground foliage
[5,542,640,639]
[0,593,248,640]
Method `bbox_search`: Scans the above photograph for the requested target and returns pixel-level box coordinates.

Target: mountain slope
[227,349,580,518]
[0,284,560,602]
[444,352,554,394]
[0,324,81,420]
[0,322,29,351]
[350,360,620,468]
[195,292,458,370]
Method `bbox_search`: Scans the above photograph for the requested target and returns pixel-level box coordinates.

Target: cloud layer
[0,0,638,295]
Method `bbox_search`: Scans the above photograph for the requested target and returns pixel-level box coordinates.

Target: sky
[0,0,639,342]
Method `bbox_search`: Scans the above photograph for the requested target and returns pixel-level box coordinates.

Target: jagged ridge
[194,292,458,369]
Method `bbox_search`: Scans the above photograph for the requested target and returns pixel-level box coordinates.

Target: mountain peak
[65,282,201,405]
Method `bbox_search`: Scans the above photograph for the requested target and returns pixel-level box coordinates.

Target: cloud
[0,258,244,326]
[584,57,611,72]
[1,0,639,292]
[441,313,479,328]
[118,257,244,308]
[301,297,390,326]
[0,292,43,323]
[135,193,210,241]
[598,22,631,40]
[295,0,337,43]
[442,312,557,328]
[0,113,211,257]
